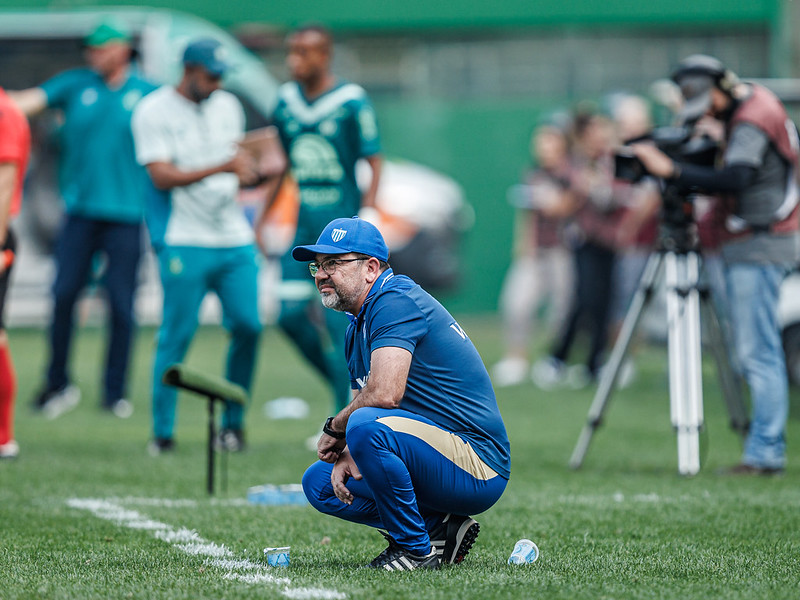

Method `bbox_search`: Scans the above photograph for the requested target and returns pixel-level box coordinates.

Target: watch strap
[323,416,345,439]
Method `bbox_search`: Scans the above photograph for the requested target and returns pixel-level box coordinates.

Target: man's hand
[228,150,260,186]
[317,433,346,463]
[693,115,725,142]
[331,448,362,505]
[629,143,677,179]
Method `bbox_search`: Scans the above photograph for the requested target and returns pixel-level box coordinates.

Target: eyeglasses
[308,257,366,277]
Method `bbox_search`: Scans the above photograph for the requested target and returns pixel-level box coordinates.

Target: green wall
[0,1,779,30]
[374,98,555,312]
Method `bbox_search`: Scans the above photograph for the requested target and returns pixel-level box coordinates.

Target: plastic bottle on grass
[247,484,308,505]
[508,539,539,564]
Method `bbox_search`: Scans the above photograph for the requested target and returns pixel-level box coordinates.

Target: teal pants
[152,245,261,440]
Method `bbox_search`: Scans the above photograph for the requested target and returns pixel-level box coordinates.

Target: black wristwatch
[323,416,345,439]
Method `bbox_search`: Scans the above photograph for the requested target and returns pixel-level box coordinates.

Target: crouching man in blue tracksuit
[293,216,511,571]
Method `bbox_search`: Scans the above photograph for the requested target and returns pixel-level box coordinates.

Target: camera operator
[631,54,800,476]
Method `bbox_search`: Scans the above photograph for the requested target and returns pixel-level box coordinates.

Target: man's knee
[108,298,136,327]
[232,317,262,343]
[346,407,390,456]
[302,461,334,513]
[156,324,195,357]
[346,406,384,431]
[278,301,308,334]
[52,276,84,307]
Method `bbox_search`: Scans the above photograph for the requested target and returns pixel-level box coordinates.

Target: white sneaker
[491,357,529,387]
[0,439,19,459]
[566,364,593,390]
[107,398,133,419]
[39,384,81,420]
[531,357,566,390]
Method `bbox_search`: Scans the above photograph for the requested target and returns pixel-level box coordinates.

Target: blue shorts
[302,407,508,554]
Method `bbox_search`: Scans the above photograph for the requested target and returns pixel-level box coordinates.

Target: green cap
[84,19,131,47]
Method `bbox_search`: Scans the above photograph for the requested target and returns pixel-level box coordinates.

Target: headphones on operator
[670,54,740,95]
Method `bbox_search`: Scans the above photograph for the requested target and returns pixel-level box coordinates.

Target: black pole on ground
[161,364,248,495]
[207,397,215,495]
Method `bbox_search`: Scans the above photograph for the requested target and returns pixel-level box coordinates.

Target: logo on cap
[331,228,347,243]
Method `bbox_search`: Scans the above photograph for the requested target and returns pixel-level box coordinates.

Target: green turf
[1,319,798,599]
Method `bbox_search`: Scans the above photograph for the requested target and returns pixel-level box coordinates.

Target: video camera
[615,123,721,243]
[614,126,719,184]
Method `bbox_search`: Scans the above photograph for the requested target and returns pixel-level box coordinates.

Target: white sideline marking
[557,490,715,506]
[67,498,345,599]
[103,496,250,508]
[557,492,674,505]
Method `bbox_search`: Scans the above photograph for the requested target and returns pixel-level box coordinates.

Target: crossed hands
[329,447,362,506]
[317,423,361,505]
[317,430,346,463]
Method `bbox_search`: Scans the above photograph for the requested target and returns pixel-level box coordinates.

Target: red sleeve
[0,105,26,164]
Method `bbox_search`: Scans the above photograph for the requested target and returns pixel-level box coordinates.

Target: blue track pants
[302,407,508,555]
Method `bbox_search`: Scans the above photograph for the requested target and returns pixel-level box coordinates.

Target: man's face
[286,31,329,84]
[707,87,732,119]
[677,74,734,123]
[312,253,368,313]
[85,42,130,77]
[186,67,222,102]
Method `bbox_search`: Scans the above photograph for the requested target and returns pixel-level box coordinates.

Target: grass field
[2,318,799,599]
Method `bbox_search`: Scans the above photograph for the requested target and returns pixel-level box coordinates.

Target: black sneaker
[429,514,480,565]
[215,428,245,452]
[147,437,175,456]
[369,543,440,571]
[368,531,403,568]
[716,463,785,476]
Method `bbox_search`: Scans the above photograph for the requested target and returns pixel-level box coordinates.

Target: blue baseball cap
[182,38,230,77]
[292,217,389,262]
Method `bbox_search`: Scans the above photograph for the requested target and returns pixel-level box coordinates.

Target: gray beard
[320,285,361,313]
[320,292,344,311]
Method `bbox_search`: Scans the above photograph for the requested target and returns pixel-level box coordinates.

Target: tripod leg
[699,289,749,436]
[569,251,663,469]
[665,253,704,476]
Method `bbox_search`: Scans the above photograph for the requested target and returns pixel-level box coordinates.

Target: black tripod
[569,188,749,475]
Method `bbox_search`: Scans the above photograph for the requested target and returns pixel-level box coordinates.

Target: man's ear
[364,257,381,283]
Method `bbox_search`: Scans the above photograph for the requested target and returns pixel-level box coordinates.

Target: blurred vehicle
[779,267,800,386]
[359,158,472,292]
[0,7,470,325]
[245,158,471,291]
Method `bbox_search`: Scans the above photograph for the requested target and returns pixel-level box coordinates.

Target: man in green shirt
[12,19,157,419]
